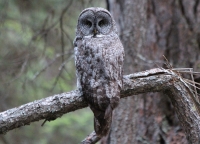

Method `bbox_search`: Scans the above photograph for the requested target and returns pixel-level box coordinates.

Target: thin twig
[60,0,73,63]
[32,51,72,80]
[174,71,200,75]
[183,78,200,86]
[183,79,200,90]
[50,64,64,92]
[172,68,193,70]
[189,69,198,101]
[163,55,173,69]
[63,30,73,48]
[6,54,29,84]
[49,49,73,92]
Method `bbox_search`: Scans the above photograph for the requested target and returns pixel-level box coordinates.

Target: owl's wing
[104,38,124,88]
[97,37,124,122]
[74,37,84,91]
[104,38,124,109]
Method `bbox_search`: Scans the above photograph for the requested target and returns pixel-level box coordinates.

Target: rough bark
[1,68,200,143]
[108,0,200,143]
[0,90,86,134]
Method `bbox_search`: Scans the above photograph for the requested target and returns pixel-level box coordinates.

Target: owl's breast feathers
[75,35,123,105]
[74,34,124,136]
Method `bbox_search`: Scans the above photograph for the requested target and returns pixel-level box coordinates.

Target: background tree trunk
[106,0,200,143]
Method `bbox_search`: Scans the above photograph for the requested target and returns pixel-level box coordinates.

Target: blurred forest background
[0,0,105,144]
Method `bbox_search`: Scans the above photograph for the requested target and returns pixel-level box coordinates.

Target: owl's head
[76,7,118,37]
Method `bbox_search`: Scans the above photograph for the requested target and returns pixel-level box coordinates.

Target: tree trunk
[107,0,200,143]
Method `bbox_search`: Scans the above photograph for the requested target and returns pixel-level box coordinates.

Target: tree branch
[81,131,100,144]
[0,68,200,143]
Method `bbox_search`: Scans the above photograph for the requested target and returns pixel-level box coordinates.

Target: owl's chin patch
[84,35,93,38]
[84,34,105,39]
[94,34,104,38]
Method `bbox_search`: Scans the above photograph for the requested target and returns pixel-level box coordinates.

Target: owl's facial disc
[79,11,95,36]
[96,11,112,35]
[79,10,112,37]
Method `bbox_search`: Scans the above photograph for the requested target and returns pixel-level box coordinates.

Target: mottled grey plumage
[74,7,124,136]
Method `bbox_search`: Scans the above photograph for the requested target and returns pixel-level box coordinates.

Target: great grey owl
[74,7,124,137]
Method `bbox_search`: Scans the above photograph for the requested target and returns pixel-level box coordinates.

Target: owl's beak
[93,28,98,35]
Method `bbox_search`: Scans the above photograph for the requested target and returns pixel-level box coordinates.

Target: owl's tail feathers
[94,105,113,137]
[104,104,112,119]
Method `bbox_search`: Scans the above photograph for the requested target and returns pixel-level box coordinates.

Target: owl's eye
[84,20,92,28]
[98,19,107,27]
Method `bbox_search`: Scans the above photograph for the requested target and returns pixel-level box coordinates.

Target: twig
[6,54,29,84]
[50,64,64,92]
[31,53,65,80]
[59,0,73,63]
[163,55,173,69]
[50,50,73,92]
[174,71,200,75]
[188,68,198,101]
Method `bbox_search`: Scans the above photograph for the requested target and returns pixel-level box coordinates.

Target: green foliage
[0,0,105,143]
[43,108,93,144]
